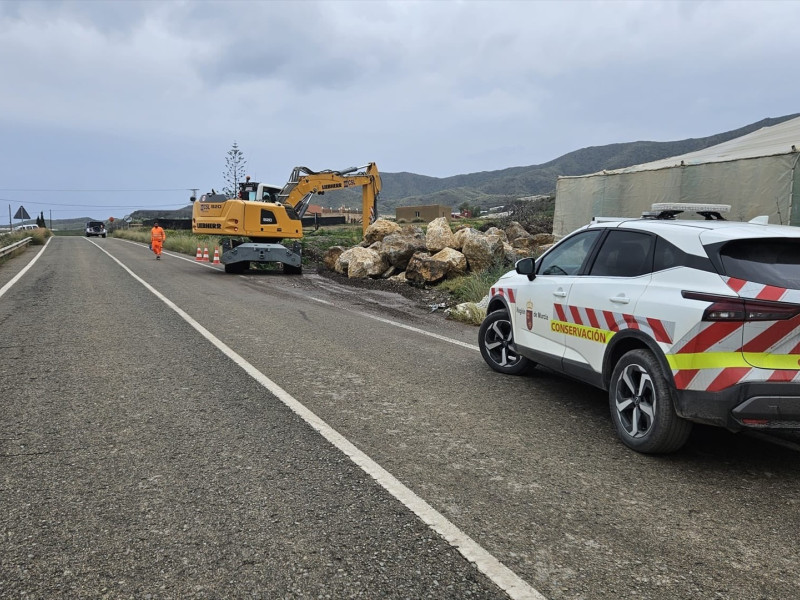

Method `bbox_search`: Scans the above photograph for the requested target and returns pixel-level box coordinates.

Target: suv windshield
[718,238,800,289]
[87,221,104,228]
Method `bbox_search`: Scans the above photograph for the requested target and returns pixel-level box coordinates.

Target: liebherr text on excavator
[192,162,381,274]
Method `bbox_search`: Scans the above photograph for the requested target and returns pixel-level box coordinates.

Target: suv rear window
[719,238,800,289]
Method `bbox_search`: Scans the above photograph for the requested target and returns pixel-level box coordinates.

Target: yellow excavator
[192,162,381,274]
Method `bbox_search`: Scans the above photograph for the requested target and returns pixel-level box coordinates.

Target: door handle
[610,295,630,304]
[553,290,567,298]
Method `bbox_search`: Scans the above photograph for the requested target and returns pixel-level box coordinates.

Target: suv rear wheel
[478,310,534,375]
[609,349,692,454]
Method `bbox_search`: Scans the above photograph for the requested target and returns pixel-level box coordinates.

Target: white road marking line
[92,242,546,600]
[113,238,223,269]
[115,237,479,351]
[0,237,52,299]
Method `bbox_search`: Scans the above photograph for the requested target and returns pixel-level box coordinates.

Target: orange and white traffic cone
[195,246,203,261]
[212,247,221,265]
[202,246,210,262]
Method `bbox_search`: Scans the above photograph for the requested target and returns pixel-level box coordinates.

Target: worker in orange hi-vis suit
[150,221,166,260]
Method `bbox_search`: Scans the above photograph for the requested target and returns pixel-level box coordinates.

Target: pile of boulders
[323,217,555,285]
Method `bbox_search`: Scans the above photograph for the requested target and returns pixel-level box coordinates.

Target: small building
[396,204,450,223]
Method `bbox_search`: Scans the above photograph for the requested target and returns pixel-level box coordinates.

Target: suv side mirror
[515,257,536,281]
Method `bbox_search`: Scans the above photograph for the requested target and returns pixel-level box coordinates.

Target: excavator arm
[277,162,381,234]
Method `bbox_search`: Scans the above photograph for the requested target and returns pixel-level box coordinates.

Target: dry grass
[113,229,223,256]
[0,228,53,265]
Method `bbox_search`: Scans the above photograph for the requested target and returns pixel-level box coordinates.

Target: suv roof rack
[591,216,629,224]
[642,202,731,220]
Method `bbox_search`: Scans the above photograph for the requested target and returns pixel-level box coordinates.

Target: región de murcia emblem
[526,300,534,331]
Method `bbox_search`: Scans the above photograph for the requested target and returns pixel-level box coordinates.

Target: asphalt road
[1,236,799,600]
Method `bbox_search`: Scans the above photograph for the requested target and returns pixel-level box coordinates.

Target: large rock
[379,232,427,270]
[504,242,529,264]
[532,232,555,246]
[485,231,507,258]
[401,225,425,238]
[405,251,451,285]
[453,227,482,251]
[510,236,538,256]
[431,247,467,277]
[388,271,408,283]
[335,246,388,278]
[380,265,400,279]
[505,221,531,243]
[425,217,456,253]
[323,246,346,271]
[462,232,505,272]
[364,219,402,245]
[484,227,508,243]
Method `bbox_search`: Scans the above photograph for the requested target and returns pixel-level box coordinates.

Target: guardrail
[0,237,33,259]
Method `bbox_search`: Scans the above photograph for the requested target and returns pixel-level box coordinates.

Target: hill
[128,205,192,223]
[63,113,800,228]
[374,114,799,212]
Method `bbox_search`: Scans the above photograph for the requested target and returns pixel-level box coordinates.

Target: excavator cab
[238,179,280,203]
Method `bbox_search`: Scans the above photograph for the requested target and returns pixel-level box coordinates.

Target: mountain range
[373,113,799,213]
[111,112,799,225]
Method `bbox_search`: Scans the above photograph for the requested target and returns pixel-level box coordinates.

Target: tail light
[681,291,800,322]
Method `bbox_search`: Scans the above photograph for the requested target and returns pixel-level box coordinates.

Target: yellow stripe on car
[667,352,800,370]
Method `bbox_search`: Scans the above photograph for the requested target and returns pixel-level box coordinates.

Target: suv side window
[653,236,681,271]
[538,230,602,276]
[589,230,653,277]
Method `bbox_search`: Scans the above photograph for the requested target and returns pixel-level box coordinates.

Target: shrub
[436,259,510,304]
[495,196,555,234]
[1,228,52,246]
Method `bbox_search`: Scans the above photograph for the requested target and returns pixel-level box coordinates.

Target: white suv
[85,221,107,238]
[479,204,800,453]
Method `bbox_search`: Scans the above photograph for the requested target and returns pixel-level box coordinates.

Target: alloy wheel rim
[615,363,655,438]
[484,319,520,367]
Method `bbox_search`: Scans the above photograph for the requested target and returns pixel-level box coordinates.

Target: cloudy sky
[1,0,798,223]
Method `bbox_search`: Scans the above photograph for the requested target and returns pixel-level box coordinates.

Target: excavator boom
[277,162,381,232]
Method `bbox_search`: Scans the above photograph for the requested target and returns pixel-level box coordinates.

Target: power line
[0,199,189,208]
[0,188,194,192]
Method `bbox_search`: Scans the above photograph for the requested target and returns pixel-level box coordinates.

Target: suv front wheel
[609,349,692,454]
[478,310,534,375]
